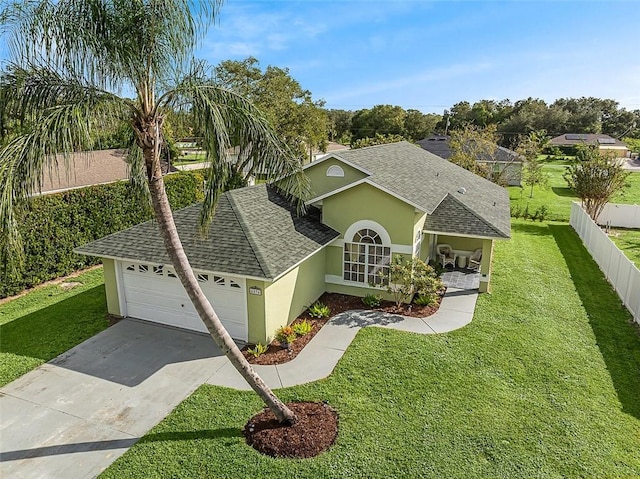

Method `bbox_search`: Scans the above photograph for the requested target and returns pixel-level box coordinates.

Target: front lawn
[610,228,640,269]
[508,161,640,221]
[101,220,640,478]
[0,268,108,387]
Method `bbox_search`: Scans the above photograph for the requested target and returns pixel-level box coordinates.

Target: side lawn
[0,268,108,387]
[100,220,640,479]
[610,228,640,269]
[508,161,640,221]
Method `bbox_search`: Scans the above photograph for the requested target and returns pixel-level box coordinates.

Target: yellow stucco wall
[262,248,327,343]
[102,258,121,316]
[322,182,416,245]
[304,157,368,198]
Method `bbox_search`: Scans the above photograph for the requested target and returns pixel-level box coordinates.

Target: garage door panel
[120,262,248,341]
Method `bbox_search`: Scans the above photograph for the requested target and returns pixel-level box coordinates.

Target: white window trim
[342,221,392,285]
[326,165,345,177]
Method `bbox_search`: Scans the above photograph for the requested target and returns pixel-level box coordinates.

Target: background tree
[563,146,630,221]
[0,0,304,424]
[403,109,440,141]
[351,133,406,149]
[214,57,328,165]
[517,131,549,198]
[350,104,406,141]
[448,124,500,179]
[326,109,353,144]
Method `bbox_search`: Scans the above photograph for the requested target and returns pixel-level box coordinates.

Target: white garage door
[119,261,247,341]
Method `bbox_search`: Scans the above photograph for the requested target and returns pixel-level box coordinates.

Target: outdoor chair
[468,248,482,271]
[437,244,457,268]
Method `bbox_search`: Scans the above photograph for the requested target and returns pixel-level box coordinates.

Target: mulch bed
[241,291,442,366]
[244,401,338,458]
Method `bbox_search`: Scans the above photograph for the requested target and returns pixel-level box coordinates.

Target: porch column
[478,239,493,293]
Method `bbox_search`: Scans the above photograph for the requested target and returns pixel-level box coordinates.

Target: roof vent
[457,187,466,194]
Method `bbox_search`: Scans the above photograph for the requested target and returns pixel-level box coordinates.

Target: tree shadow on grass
[551,186,577,198]
[549,223,640,419]
[0,285,108,362]
[511,221,553,237]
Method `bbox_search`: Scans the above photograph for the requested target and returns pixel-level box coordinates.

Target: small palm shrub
[292,319,312,336]
[362,293,383,308]
[247,343,268,357]
[308,302,330,318]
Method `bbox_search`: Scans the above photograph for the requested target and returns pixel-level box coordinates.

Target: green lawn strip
[509,164,640,222]
[0,268,108,387]
[610,228,640,269]
[100,221,640,478]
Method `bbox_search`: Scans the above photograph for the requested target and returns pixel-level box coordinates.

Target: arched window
[343,228,391,285]
[326,165,345,177]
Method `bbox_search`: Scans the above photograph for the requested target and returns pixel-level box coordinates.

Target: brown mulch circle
[244,401,338,458]
[241,292,443,366]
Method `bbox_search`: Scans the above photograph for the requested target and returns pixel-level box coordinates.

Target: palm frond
[0,69,131,273]
[1,0,222,97]
[164,80,310,232]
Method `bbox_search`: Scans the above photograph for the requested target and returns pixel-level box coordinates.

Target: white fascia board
[306,178,427,214]
[305,177,368,205]
[302,153,373,176]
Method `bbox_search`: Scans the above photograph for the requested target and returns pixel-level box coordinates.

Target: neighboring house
[417,135,522,186]
[548,133,630,158]
[311,141,350,162]
[76,141,510,344]
[39,149,129,194]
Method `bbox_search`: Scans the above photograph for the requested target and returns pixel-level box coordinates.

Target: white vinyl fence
[570,202,640,325]
[596,203,640,228]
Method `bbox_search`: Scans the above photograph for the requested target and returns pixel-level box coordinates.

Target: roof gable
[76,185,339,280]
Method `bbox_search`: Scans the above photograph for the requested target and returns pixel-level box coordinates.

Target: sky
[195,0,640,114]
[0,1,637,115]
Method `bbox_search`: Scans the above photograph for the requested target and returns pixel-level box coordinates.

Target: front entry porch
[440,269,480,290]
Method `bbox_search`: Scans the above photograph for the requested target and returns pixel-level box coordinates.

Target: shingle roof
[75,185,339,280]
[549,133,628,147]
[332,142,511,238]
[416,135,521,163]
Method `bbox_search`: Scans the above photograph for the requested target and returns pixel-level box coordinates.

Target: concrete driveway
[0,319,228,479]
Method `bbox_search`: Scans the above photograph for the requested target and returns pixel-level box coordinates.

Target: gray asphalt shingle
[333,141,511,238]
[75,185,339,280]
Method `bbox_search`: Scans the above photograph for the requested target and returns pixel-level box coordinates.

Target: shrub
[292,320,312,336]
[247,343,268,358]
[308,302,331,318]
[275,326,296,347]
[0,171,205,298]
[375,256,444,308]
[414,294,437,306]
[362,293,383,308]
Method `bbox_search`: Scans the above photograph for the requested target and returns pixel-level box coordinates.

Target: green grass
[173,151,206,166]
[610,228,640,268]
[0,268,108,387]
[101,220,640,478]
[509,161,640,222]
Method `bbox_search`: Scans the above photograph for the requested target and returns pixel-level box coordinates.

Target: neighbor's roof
[416,135,521,163]
[549,133,628,147]
[40,149,129,193]
[326,141,511,239]
[75,185,339,280]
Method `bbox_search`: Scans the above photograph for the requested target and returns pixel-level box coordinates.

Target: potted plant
[275,326,296,350]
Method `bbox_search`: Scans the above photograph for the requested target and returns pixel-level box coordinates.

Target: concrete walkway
[0,286,477,478]
[206,286,478,390]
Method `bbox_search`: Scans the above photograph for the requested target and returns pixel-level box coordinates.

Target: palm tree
[0,0,305,424]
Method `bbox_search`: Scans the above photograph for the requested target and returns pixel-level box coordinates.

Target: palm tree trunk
[143,146,297,425]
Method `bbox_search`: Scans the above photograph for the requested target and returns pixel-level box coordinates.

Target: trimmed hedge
[1,171,205,298]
